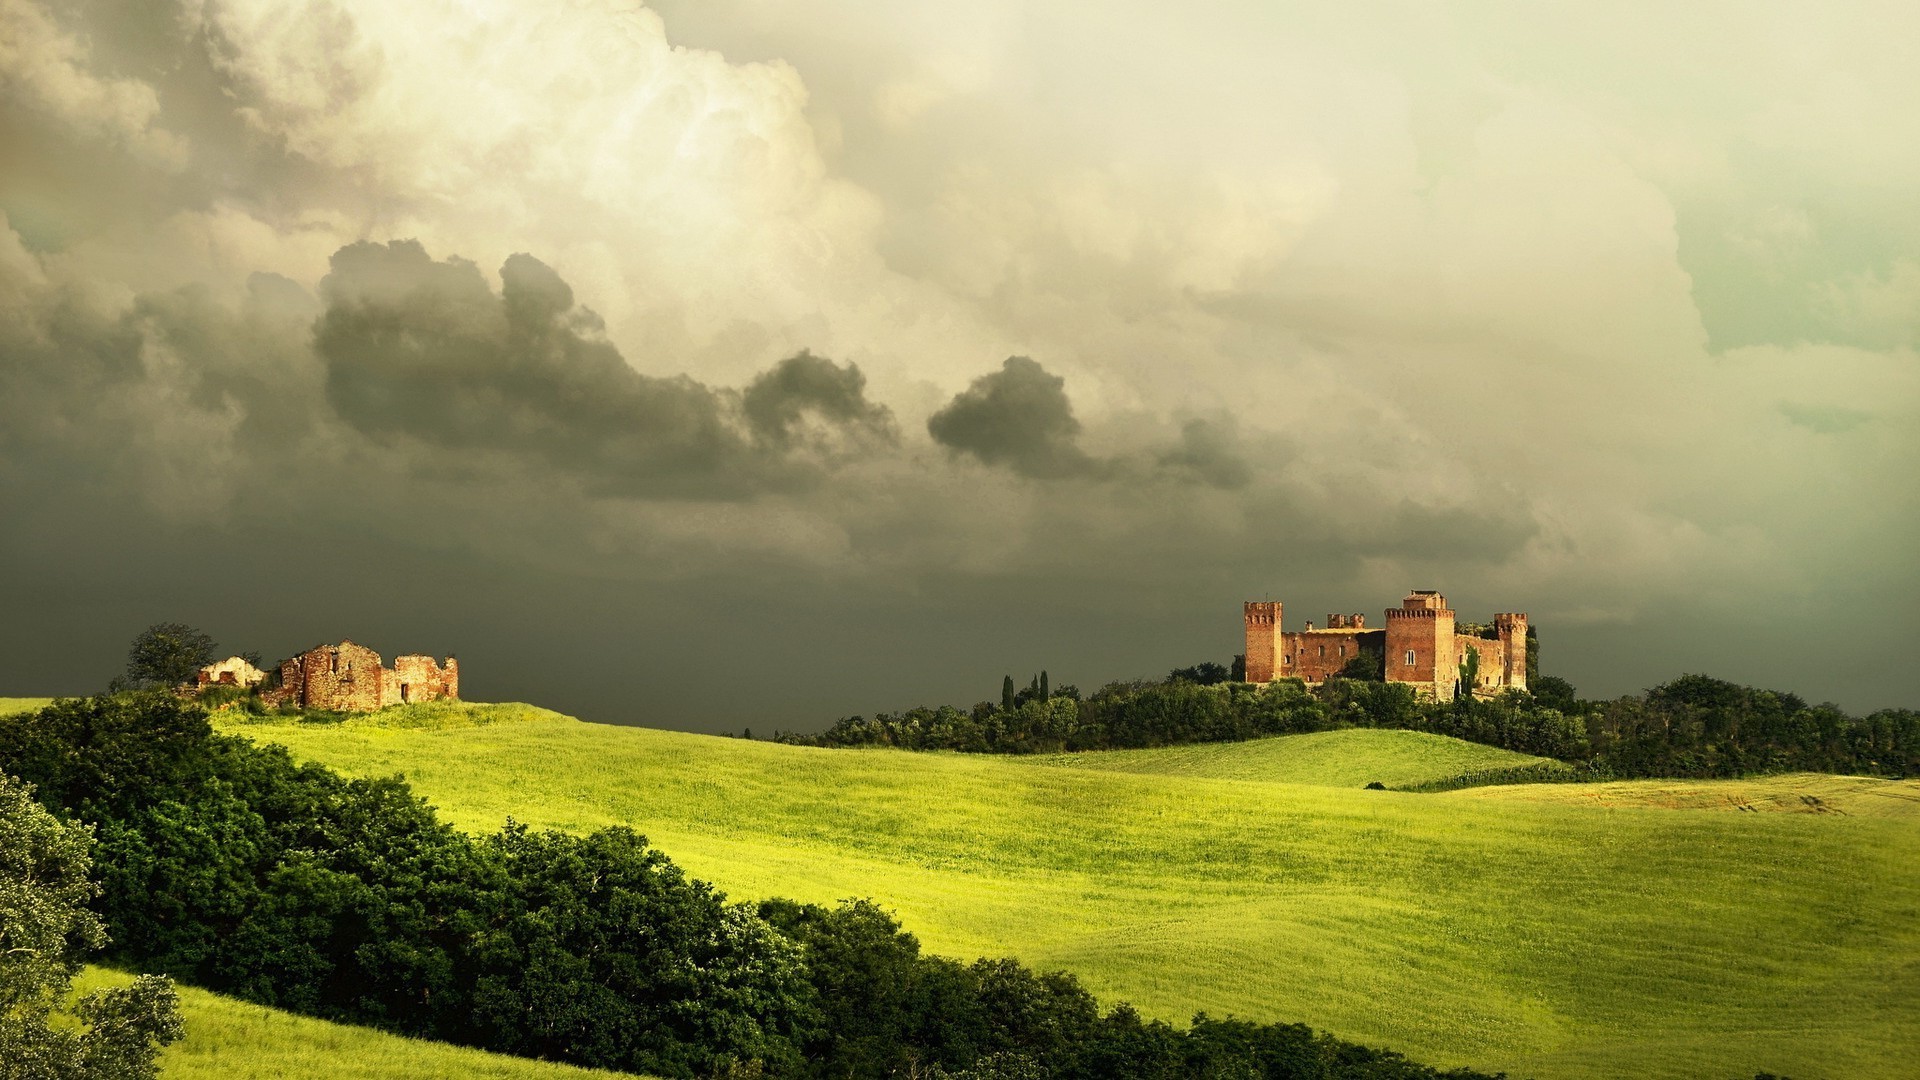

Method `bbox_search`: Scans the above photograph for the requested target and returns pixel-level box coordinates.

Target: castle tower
[1244,601,1282,682]
[1494,613,1528,692]
[1384,590,1457,700]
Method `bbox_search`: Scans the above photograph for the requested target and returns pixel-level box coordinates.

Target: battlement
[1244,601,1281,626]
[1241,589,1523,702]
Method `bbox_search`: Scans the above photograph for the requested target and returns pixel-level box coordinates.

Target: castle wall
[1241,592,1527,701]
[1451,635,1509,696]
[1281,629,1383,683]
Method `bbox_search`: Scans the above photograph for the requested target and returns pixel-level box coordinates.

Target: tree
[1335,651,1384,682]
[1531,675,1578,713]
[122,623,217,689]
[1168,662,1230,685]
[1001,676,1015,713]
[1039,671,1049,700]
[0,775,182,1080]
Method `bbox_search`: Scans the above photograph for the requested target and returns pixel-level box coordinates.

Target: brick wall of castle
[1280,629,1383,683]
[1244,591,1527,702]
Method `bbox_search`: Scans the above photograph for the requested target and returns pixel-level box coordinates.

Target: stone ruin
[198,640,459,711]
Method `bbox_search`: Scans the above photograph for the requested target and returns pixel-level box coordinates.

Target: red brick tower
[1244,601,1282,683]
[1384,590,1457,700]
[1494,613,1528,692]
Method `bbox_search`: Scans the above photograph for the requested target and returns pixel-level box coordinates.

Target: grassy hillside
[75,969,645,1080]
[222,703,1920,1080]
[1016,727,1564,787]
[1,696,55,715]
[1461,771,1920,818]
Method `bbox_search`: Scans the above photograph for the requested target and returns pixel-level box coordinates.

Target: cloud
[927,356,1105,479]
[1156,417,1253,490]
[742,350,897,453]
[314,240,894,498]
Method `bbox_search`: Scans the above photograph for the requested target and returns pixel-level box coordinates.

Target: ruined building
[195,655,267,689]
[258,640,459,711]
[1244,591,1527,701]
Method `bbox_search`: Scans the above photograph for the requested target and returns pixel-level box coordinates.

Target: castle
[198,640,459,711]
[1244,591,1527,701]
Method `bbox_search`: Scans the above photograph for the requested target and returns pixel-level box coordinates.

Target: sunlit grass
[0,696,56,715]
[74,968,648,1080]
[223,703,1920,1080]
[1015,727,1560,787]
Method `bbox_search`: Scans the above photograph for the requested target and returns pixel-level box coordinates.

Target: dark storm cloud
[742,350,897,452]
[315,241,891,497]
[1156,417,1253,490]
[926,356,1105,479]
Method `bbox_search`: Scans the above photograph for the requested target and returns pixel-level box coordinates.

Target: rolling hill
[1014,727,1566,787]
[217,701,1920,1080]
[75,968,646,1080]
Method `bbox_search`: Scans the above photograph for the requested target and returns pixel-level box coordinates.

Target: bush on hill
[784,673,1919,780]
[0,694,1504,1080]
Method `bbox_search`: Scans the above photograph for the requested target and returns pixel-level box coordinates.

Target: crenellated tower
[1384,590,1457,700]
[1244,601,1282,683]
[1494,613,1528,693]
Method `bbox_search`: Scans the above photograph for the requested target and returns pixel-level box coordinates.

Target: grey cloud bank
[0,0,1914,727]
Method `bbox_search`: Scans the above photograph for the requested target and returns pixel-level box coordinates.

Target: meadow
[221,702,1920,1080]
[74,969,647,1080]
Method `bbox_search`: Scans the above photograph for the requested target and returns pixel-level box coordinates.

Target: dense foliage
[784,673,1919,780]
[0,694,1501,1080]
[0,774,181,1080]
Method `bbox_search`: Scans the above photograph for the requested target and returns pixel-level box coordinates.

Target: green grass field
[1016,727,1565,787]
[1,696,55,715]
[216,702,1920,1080]
[74,968,645,1080]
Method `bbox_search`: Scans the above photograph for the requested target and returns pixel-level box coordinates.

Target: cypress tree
[1002,675,1015,712]
[1040,670,1050,700]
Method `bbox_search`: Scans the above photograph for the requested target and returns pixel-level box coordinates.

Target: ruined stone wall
[297,641,386,711]
[1244,602,1281,682]
[258,641,460,710]
[197,656,266,688]
[390,654,459,704]
[1281,629,1384,683]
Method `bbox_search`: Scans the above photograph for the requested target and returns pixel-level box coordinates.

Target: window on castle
[1339,645,1346,657]
[1317,645,1324,657]
[1404,650,1416,666]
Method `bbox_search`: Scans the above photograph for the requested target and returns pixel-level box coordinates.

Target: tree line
[780,671,1919,780]
[0,693,1506,1080]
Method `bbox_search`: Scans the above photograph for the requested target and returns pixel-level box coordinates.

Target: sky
[1,0,1915,729]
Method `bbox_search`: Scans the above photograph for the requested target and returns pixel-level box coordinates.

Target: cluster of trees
[0,693,1504,1080]
[0,775,181,1080]
[787,671,1918,780]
